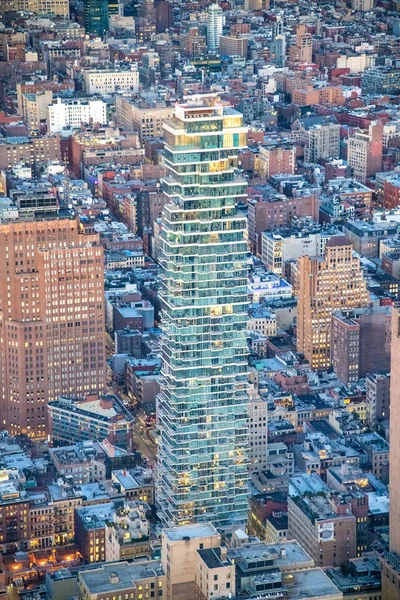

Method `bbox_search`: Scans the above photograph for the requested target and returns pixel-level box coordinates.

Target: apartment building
[258,144,295,179]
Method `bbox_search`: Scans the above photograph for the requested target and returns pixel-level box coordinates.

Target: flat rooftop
[163,522,218,542]
[79,561,164,594]
[286,568,342,600]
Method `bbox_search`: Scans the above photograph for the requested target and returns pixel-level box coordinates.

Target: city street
[133,412,157,467]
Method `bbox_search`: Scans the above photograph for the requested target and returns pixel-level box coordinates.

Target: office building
[181,27,207,57]
[347,121,383,184]
[247,193,319,254]
[83,68,139,95]
[0,135,60,170]
[136,0,156,41]
[47,394,134,450]
[156,0,173,33]
[78,561,166,598]
[297,237,369,370]
[331,307,392,386]
[48,98,107,133]
[84,0,110,36]
[21,90,53,132]
[0,218,105,437]
[161,523,221,600]
[272,34,286,68]
[156,96,249,529]
[206,3,223,51]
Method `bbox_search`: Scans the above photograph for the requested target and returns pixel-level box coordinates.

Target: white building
[336,53,374,73]
[48,97,107,133]
[83,67,139,95]
[248,386,268,474]
[206,3,223,51]
[261,230,339,276]
[248,273,293,302]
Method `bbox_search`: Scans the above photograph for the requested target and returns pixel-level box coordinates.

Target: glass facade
[156,97,249,530]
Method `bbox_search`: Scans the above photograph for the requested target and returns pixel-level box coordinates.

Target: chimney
[221,546,227,561]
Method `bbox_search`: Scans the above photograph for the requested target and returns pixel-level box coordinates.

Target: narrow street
[133,413,157,467]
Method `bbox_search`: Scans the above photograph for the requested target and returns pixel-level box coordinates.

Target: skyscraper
[0,218,105,437]
[156,96,249,529]
[84,0,118,36]
[206,3,223,52]
[297,236,369,370]
[381,306,400,600]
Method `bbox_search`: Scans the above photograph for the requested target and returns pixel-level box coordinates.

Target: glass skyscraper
[156,96,249,530]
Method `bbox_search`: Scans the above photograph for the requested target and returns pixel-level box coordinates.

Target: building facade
[48,98,107,133]
[156,97,249,529]
[297,236,369,370]
[0,219,105,437]
[48,394,134,450]
[381,307,400,600]
[83,69,139,95]
[331,307,392,386]
[347,121,383,184]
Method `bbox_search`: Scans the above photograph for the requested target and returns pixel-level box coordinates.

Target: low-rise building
[48,97,107,133]
[48,394,134,451]
[105,500,151,561]
[343,220,398,259]
[288,491,357,567]
[78,560,166,599]
[49,443,107,485]
[83,67,139,95]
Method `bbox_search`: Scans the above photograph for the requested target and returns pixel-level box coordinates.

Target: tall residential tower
[206,3,223,51]
[156,96,249,529]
